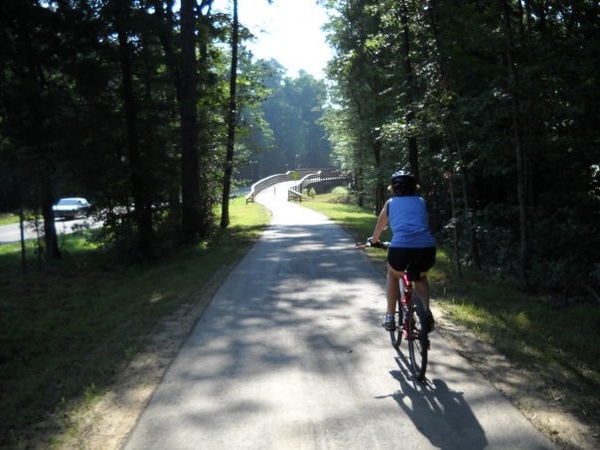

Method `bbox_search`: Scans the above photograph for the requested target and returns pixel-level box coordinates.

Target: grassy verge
[0,197,270,448]
[0,213,19,226]
[301,188,600,441]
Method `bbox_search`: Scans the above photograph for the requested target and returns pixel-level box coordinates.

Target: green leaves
[323,0,600,292]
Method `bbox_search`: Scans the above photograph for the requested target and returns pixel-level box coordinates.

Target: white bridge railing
[245,169,350,204]
[286,170,350,202]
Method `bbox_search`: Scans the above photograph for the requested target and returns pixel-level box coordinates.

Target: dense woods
[0,1,331,261]
[324,0,599,296]
[0,0,598,297]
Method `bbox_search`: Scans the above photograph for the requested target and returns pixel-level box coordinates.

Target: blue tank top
[387,196,436,248]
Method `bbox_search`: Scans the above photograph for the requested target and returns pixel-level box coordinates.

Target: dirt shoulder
[57,277,598,450]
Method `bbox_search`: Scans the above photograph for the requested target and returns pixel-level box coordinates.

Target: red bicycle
[356,240,430,381]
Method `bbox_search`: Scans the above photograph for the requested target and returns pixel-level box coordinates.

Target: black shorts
[387,246,436,273]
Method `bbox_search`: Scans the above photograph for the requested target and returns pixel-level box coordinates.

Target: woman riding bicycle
[369,169,436,332]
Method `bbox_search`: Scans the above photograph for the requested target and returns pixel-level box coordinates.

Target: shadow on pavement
[382,354,488,450]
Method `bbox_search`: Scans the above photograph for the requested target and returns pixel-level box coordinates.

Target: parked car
[53,197,91,219]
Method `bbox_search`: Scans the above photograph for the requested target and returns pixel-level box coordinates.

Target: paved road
[0,217,97,244]
[123,183,554,449]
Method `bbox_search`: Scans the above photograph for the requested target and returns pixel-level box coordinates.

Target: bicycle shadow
[384,353,488,450]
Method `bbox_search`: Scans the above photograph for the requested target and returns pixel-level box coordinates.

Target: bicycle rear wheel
[389,309,403,349]
[407,294,429,381]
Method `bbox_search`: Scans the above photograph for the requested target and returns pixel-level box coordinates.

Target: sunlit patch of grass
[514,311,531,331]
[83,383,101,404]
[0,213,19,226]
[302,186,355,204]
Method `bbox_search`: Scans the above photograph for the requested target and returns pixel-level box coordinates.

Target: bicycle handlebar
[355,238,391,249]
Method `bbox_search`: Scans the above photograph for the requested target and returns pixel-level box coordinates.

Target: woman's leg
[413,274,430,311]
[386,265,402,315]
[414,273,434,331]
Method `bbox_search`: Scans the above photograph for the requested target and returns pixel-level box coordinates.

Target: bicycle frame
[392,268,429,381]
[356,239,429,381]
[399,271,414,339]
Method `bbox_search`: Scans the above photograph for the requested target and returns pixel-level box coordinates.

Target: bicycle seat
[405,270,421,282]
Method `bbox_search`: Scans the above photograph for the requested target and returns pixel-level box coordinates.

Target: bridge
[245,169,351,204]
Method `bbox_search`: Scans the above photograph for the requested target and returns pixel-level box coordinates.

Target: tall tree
[220,0,239,228]
[399,0,419,180]
[326,0,399,212]
[180,0,203,240]
[500,0,531,285]
[111,0,154,256]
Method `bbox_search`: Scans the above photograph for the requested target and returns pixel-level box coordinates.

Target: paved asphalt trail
[123,183,554,450]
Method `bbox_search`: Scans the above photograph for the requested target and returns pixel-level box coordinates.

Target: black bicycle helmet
[391,169,417,195]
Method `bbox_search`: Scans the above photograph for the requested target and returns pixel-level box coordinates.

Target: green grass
[302,187,600,427]
[0,213,19,226]
[0,197,270,448]
[301,190,378,239]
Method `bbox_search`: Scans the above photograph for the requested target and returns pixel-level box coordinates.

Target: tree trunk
[501,0,531,286]
[446,171,463,279]
[180,0,202,240]
[356,166,364,208]
[373,139,385,213]
[220,0,239,229]
[452,126,481,270]
[400,0,419,179]
[115,6,153,256]
[151,0,182,228]
[150,0,180,101]
[17,6,62,267]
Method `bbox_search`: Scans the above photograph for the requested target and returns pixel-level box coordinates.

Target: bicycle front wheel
[407,294,429,381]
